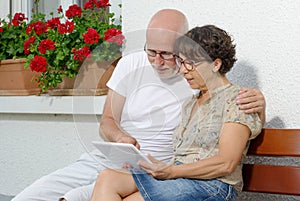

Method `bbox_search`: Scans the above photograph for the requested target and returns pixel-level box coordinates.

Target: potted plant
[0,0,124,95]
[0,12,41,95]
[24,0,124,94]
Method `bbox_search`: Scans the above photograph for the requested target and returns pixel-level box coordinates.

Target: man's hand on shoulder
[236,87,266,124]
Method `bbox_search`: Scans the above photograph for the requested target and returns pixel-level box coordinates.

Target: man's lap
[12,151,107,201]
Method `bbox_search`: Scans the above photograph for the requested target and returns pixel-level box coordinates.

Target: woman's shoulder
[227,84,241,94]
[223,84,262,137]
[212,84,241,103]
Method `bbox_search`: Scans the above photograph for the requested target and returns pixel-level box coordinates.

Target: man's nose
[153,53,164,65]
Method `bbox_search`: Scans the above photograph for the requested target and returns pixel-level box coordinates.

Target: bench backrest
[242,128,300,195]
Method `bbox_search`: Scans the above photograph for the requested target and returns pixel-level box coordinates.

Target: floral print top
[173,84,262,192]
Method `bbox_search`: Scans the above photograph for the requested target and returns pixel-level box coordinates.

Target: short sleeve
[106,56,129,97]
[224,88,263,140]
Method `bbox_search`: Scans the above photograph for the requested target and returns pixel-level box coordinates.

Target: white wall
[122,0,300,128]
[0,96,106,195]
[0,0,9,20]
[0,114,87,195]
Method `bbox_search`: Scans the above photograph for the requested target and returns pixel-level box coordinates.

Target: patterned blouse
[173,84,262,192]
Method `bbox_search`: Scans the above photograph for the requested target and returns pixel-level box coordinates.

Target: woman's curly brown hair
[174,25,237,74]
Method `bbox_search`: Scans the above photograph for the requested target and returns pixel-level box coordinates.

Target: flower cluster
[22,0,124,92]
[0,13,28,60]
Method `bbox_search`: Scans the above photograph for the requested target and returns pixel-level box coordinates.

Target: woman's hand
[138,155,175,180]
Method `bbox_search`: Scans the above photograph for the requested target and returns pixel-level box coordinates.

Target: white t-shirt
[107,51,193,162]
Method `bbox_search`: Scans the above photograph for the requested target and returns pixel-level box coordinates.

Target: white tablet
[92,141,152,169]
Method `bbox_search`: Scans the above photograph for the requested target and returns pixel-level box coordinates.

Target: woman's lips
[185,77,193,84]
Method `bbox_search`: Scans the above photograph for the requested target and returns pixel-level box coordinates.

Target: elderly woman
[90,25,262,201]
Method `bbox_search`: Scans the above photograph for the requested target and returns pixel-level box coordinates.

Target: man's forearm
[100,116,128,142]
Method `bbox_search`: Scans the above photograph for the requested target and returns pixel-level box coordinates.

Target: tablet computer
[92,141,152,169]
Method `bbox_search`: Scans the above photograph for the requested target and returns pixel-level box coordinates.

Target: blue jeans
[131,169,237,201]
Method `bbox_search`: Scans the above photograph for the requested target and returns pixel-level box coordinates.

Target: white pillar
[60,0,76,12]
[0,0,10,20]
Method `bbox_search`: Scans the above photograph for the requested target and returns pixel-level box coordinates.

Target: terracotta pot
[0,58,41,95]
[48,57,120,96]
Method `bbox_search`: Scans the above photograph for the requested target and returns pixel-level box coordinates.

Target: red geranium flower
[46,17,61,30]
[57,21,75,34]
[73,46,91,61]
[66,4,82,19]
[97,0,111,8]
[12,13,27,26]
[84,0,110,9]
[24,36,35,55]
[84,1,93,9]
[103,28,124,45]
[65,21,75,33]
[30,55,47,72]
[38,39,55,54]
[57,6,63,13]
[82,28,100,44]
[0,27,3,33]
[26,21,46,35]
[57,23,67,34]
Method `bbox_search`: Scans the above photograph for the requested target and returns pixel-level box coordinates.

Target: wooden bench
[242,128,300,196]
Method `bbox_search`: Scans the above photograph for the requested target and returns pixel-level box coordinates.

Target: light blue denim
[130,168,237,201]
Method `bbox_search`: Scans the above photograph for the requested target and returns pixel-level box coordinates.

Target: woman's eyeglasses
[175,57,206,71]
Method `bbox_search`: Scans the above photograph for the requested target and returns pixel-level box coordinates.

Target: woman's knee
[96,169,115,185]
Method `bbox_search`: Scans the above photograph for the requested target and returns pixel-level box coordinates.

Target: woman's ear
[212,58,222,72]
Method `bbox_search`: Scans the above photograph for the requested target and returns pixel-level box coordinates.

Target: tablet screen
[92,141,152,169]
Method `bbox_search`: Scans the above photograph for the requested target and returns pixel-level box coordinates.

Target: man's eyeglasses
[144,44,176,60]
[175,57,207,71]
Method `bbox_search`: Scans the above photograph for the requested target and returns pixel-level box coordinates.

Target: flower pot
[48,57,120,96]
[0,58,41,95]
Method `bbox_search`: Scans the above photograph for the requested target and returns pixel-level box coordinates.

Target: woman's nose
[179,65,188,74]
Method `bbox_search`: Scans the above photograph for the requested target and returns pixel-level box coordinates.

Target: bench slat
[247,128,300,156]
[243,128,300,195]
[243,164,300,195]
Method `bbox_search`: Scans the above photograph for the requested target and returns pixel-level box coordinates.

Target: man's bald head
[147,9,188,34]
[144,9,189,78]
[146,9,189,52]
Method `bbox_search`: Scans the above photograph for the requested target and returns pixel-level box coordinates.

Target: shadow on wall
[228,61,285,128]
[264,116,286,128]
[227,61,260,89]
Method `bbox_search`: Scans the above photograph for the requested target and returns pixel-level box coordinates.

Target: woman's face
[177,54,212,91]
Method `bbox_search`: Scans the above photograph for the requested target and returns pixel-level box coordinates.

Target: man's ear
[212,58,222,72]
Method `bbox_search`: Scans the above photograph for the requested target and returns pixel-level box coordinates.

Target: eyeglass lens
[175,57,194,71]
[144,45,175,60]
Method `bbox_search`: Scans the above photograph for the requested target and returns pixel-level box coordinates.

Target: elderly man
[13,9,265,201]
